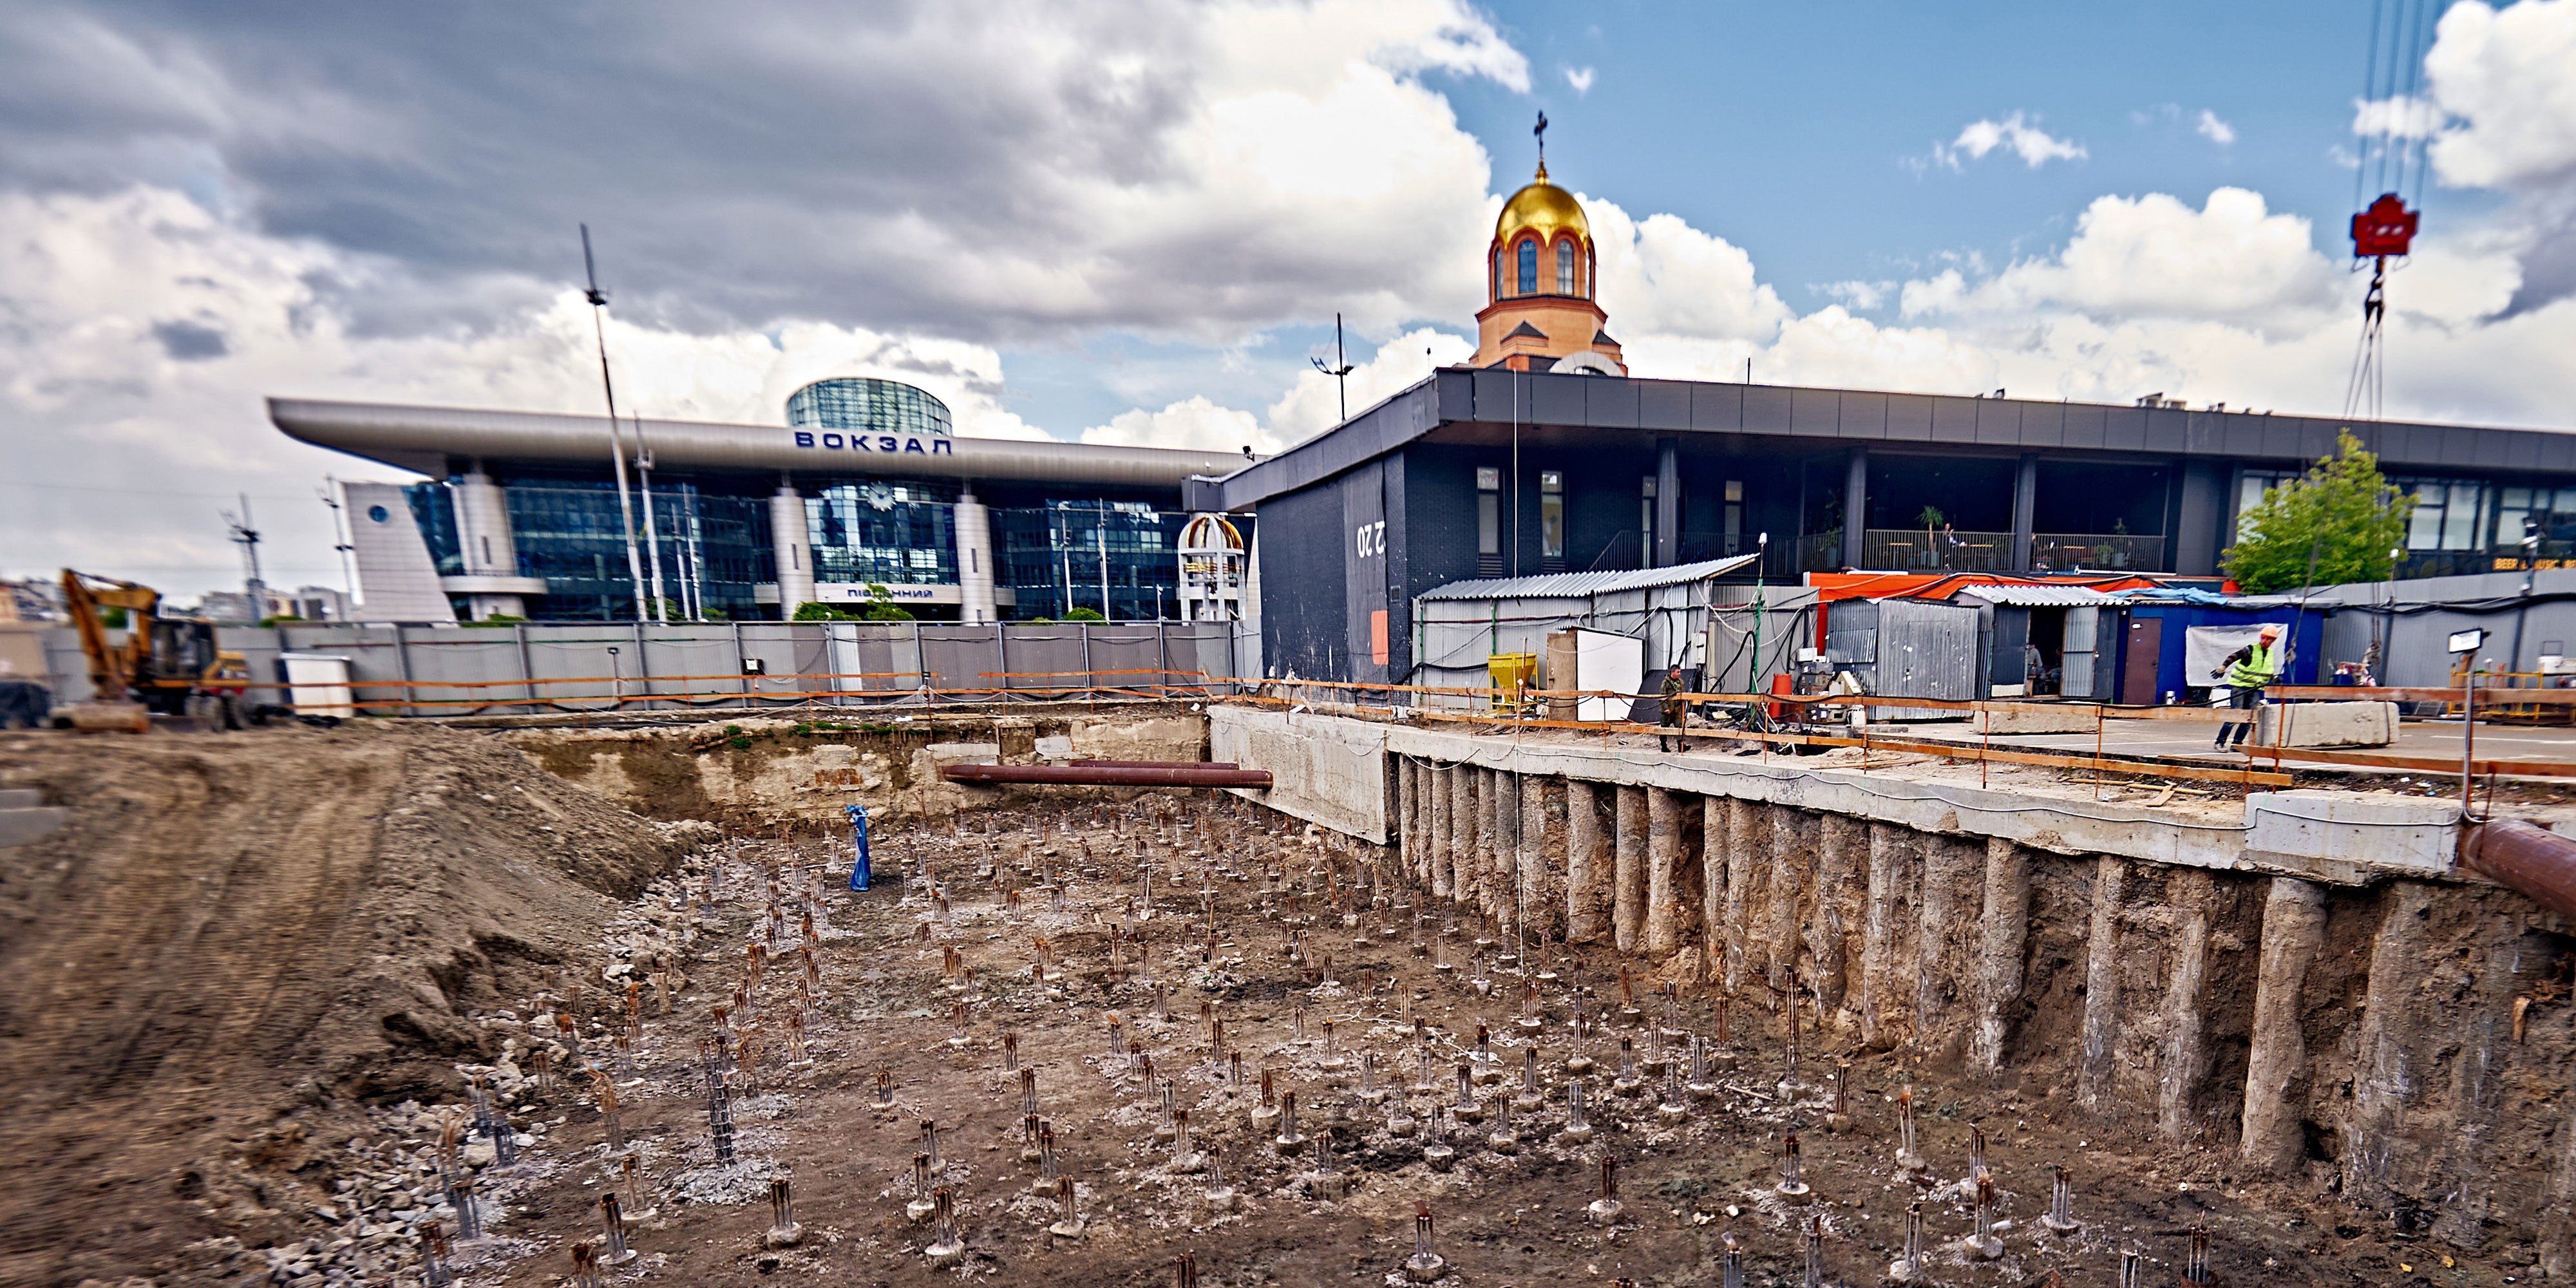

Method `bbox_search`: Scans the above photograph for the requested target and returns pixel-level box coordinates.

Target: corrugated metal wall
[33,620,1238,715]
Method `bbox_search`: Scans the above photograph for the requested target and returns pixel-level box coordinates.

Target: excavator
[61,569,256,731]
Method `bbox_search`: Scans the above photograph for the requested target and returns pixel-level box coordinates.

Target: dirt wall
[500,708,1209,831]
[0,723,713,1287]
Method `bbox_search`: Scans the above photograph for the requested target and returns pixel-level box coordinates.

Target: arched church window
[1557,239,1575,295]
[1517,238,1537,295]
[1494,246,1508,301]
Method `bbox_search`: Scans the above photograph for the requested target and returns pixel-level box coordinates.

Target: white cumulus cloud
[2418,0,2576,191]
[1079,395,1267,455]
[2194,109,2237,146]
[1266,327,1475,443]
[1564,66,1595,95]
[1584,196,1794,341]
[1931,111,2087,171]
[1899,188,2339,330]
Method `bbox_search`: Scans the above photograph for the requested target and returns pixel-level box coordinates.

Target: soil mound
[0,722,710,1287]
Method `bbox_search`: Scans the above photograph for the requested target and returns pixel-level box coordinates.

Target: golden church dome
[1493,162,1590,250]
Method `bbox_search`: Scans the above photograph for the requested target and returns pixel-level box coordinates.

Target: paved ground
[1869,707,2576,772]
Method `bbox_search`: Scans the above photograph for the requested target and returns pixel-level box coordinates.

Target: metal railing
[1861,529,2012,571]
[2030,533,2165,572]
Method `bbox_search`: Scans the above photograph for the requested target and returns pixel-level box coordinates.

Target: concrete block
[0,806,68,848]
[2256,701,2397,748]
[0,789,39,810]
[1209,705,1390,844]
[2245,790,2456,874]
[925,741,1003,768]
[1971,704,2101,735]
[1034,735,1075,761]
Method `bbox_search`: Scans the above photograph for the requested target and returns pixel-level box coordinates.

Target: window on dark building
[1640,475,1656,559]
[1540,470,1564,565]
[1477,466,1502,575]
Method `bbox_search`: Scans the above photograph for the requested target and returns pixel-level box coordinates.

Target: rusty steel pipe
[1069,759,1240,770]
[2461,819,2576,921]
[941,763,1271,788]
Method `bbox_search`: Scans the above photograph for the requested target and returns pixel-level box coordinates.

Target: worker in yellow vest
[2211,623,2284,750]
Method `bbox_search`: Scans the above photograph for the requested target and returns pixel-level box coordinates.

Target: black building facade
[1196,367,2576,685]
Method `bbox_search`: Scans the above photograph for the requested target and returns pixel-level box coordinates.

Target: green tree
[2222,429,2414,593]
[792,601,849,621]
[859,583,914,621]
[1063,606,1106,621]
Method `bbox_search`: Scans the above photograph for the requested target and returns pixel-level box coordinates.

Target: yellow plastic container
[1488,652,1538,712]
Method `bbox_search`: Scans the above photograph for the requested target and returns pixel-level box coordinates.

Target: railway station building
[272,377,1249,625]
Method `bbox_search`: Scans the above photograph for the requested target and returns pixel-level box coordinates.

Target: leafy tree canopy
[2222,429,2414,594]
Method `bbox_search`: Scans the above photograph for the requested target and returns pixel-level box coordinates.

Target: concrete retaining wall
[1211,704,1390,843]
[1223,703,2576,1267]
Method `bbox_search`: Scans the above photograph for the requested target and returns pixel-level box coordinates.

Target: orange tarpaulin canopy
[1797,571,2224,604]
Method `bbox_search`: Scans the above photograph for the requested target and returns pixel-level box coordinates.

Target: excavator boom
[59,569,253,732]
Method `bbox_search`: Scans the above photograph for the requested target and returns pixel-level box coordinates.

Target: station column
[453,468,528,620]
[955,488,998,624]
[771,476,815,618]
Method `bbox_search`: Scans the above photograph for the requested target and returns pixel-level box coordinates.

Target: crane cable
[2344,0,2438,421]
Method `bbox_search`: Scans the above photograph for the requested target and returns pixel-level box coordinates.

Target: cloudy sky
[6,0,2576,597]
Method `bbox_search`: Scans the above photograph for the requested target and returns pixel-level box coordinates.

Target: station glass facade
[406,474,1224,623]
[809,482,959,587]
[785,377,953,437]
[994,502,1190,621]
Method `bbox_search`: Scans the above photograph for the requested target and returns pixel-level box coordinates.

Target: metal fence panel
[916,625,1001,696]
[728,623,813,704]
[634,625,750,714]
[53,618,1232,715]
[826,623,923,704]
[1083,627,1166,695]
[522,624,629,711]
[1001,625,1088,695]
[1166,621,1235,690]
[397,628,533,715]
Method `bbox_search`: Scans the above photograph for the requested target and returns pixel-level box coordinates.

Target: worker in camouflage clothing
[1659,666,1689,752]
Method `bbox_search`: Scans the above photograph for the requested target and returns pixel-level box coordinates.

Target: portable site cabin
[1819,589,2322,708]
[2110,598,2323,704]
[1951,585,2131,699]
[1408,553,1759,709]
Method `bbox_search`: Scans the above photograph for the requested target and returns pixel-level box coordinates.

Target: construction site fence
[30,619,1245,717]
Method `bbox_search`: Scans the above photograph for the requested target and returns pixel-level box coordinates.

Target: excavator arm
[61,569,159,703]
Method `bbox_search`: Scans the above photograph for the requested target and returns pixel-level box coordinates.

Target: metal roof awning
[1951,585,2129,607]
[1416,553,1762,602]
[268,397,1251,486]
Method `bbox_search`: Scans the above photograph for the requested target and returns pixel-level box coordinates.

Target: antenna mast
[1311,313,1355,424]
[582,224,654,623]
[223,494,265,607]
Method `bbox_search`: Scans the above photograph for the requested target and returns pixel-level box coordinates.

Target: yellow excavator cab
[61,569,255,731]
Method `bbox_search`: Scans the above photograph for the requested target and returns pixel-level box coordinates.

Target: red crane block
[2351,193,2420,259]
